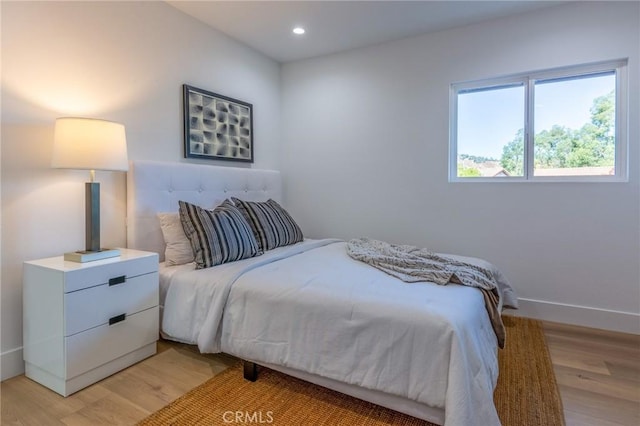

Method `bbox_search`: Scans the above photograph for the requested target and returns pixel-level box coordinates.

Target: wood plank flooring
[543,321,640,426]
[1,321,638,425]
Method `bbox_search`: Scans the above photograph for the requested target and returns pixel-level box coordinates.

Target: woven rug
[139,316,564,425]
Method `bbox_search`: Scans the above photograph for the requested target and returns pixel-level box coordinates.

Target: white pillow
[158,212,194,266]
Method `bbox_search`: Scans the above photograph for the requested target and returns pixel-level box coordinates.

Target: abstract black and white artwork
[183,85,253,162]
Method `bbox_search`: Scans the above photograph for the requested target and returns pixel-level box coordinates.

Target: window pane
[457,84,524,177]
[534,72,615,177]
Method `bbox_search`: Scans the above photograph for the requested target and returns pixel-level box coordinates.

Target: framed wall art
[183,84,253,163]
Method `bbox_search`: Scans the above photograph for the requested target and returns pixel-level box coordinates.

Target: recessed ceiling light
[292,27,305,35]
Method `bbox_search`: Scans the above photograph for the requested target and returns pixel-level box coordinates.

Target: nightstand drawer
[65,272,159,336]
[64,255,158,293]
[65,306,158,379]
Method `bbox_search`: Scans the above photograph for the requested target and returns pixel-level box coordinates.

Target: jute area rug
[139,316,564,425]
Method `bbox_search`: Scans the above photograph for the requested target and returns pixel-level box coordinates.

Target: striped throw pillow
[231,198,304,252]
[178,200,260,269]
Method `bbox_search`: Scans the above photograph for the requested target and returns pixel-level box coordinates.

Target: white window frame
[449,59,628,183]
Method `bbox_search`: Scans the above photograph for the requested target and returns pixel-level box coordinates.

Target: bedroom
[1,1,638,425]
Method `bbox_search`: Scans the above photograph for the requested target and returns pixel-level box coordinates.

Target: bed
[126,160,518,426]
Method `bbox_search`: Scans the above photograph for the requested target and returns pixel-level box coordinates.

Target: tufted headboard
[126,160,282,260]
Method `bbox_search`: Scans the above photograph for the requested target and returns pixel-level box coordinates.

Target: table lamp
[52,117,128,262]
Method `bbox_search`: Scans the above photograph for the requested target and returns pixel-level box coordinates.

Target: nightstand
[23,248,159,396]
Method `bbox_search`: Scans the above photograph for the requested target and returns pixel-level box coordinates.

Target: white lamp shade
[52,117,128,171]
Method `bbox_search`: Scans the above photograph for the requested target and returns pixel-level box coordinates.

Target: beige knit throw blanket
[346,238,506,348]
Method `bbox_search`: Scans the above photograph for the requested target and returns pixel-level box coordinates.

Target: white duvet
[162,239,517,426]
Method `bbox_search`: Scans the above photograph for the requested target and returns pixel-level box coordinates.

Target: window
[449,60,628,182]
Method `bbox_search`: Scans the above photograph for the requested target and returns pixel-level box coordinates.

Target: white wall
[1,1,281,380]
[282,2,640,333]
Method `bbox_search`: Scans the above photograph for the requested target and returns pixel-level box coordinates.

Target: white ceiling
[167,1,564,63]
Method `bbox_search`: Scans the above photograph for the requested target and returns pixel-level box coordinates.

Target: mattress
[159,239,514,425]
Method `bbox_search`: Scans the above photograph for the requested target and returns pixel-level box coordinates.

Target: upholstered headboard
[126,160,282,260]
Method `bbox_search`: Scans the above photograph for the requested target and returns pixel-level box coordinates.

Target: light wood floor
[1,321,638,425]
[543,321,639,426]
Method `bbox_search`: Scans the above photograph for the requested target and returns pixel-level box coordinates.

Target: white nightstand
[23,248,159,396]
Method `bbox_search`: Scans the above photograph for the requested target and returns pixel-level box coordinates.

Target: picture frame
[183,84,253,163]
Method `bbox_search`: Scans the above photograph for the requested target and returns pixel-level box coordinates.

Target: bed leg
[243,360,257,382]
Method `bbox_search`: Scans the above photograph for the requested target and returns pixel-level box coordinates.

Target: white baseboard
[506,298,640,335]
[1,346,24,381]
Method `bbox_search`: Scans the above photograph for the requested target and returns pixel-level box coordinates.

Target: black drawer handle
[109,313,126,325]
[109,275,126,286]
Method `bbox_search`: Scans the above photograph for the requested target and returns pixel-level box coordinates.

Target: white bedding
[159,261,194,306]
[161,239,515,426]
